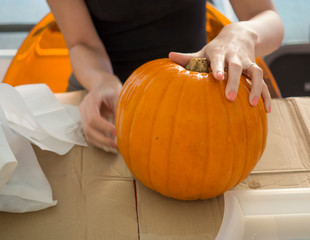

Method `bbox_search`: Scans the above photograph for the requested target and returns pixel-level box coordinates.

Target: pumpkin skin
[115,58,267,200]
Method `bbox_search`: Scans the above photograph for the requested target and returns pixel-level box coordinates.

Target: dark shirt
[68,0,206,91]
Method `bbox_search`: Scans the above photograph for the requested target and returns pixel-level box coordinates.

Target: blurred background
[1,0,310,97]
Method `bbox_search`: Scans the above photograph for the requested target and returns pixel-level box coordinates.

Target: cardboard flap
[292,97,310,144]
[253,98,310,174]
[136,181,223,240]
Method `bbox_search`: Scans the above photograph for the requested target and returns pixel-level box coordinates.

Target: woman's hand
[169,22,271,113]
[79,74,122,151]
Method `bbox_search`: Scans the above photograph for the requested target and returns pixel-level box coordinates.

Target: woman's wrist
[69,43,118,90]
[86,71,121,91]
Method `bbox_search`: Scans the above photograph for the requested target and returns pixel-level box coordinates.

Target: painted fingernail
[228,90,236,101]
[251,96,259,106]
[216,71,224,80]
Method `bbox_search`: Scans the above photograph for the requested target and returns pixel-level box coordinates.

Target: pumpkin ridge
[232,88,247,187]
[164,70,188,197]
[198,73,211,199]
[223,83,237,193]
[125,59,169,89]
[238,81,256,181]
[181,72,207,199]
[235,82,250,184]
[216,78,235,195]
[123,60,168,102]
[126,65,165,173]
[147,67,182,192]
[129,64,175,191]
[117,70,146,167]
[243,84,263,177]
[223,79,248,191]
[117,61,164,170]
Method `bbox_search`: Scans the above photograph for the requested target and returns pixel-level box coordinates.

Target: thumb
[168,51,203,67]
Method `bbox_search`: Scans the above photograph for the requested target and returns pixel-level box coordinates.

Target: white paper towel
[0,83,87,155]
[0,108,18,190]
[0,106,56,212]
[0,83,88,212]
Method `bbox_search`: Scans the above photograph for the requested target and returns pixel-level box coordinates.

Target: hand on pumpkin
[79,74,122,152]
[169,22,271,113]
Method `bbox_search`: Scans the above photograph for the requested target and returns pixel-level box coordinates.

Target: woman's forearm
[239,10,284,57]
[68,43,116,91]
[46,0,118,91]
[230,0,284,57]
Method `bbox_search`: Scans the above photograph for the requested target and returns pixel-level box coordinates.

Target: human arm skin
[229,0,284,57]
[47,0,121,150]
[169,0,284,113]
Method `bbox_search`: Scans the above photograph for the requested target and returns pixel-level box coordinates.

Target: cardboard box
[0,91,309,240]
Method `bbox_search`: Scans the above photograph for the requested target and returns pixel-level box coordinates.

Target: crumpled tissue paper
[0,83,87,212]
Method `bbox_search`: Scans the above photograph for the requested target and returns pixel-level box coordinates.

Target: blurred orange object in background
[2,13,71,93]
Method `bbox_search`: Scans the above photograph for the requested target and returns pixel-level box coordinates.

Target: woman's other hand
[79,74,122,151]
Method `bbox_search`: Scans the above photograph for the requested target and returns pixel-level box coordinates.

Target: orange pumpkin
[115,58,267,200]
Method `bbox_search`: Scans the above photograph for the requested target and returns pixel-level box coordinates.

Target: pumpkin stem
[185,58,211,73]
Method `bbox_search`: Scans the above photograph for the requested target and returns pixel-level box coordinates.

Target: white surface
[216,188,310,240]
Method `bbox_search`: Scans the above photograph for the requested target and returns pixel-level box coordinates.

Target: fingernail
[113,130,117,137]
[216,71,224,80]
[228,90,236,101]
[251,96,259,106]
